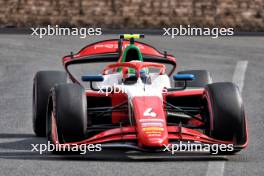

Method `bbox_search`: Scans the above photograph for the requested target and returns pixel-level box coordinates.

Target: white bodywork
[93,73,171,100]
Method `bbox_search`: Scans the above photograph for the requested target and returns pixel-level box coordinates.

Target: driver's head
[122,66,150,84]
[123,61,149,76]
[139,68,150,84]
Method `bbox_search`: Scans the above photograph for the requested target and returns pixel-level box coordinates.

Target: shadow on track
[0,133,228,162]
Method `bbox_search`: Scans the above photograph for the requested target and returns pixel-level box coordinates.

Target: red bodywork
[51,39,248,151]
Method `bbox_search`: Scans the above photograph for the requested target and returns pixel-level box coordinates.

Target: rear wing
[62,39,177,83]
[64,39,175,61]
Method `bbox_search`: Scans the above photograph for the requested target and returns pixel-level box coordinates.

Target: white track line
[205,60,248,176]
[232,61,248,91]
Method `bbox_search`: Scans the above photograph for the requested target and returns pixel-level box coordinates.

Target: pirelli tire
[32,71,67,137]
[204,82,247,154]
[47,83,88,144]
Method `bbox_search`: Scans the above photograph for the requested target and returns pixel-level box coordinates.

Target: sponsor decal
[147,133,162,137]
[94,43,145,50]
[143,127,164,131]
[141,122,163,127]
[139,119,164,122]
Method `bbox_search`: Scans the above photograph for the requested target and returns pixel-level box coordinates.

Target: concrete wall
[0,0,263,31]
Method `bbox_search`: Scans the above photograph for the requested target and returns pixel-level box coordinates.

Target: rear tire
[176,70,212,87]
[33,71,67,137]
[204,82,247,154]
[47,83,88,143]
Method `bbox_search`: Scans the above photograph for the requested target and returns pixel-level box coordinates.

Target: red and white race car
[33,34,248,154]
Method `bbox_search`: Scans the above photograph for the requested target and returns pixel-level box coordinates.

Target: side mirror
[81,75,104,91]
[81,75,104,82]
[167,74,195,92]
[173,74,195,81]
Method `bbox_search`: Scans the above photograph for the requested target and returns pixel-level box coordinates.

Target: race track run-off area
[0,35,263,176]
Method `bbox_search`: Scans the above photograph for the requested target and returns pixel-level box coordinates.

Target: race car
[33,34,248,154]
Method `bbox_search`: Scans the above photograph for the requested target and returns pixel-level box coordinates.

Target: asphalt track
[0,35,264,176]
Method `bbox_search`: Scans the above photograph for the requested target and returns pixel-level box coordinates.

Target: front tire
[33,71,67,137]
[47,83,88,143]
[204,82,247,154]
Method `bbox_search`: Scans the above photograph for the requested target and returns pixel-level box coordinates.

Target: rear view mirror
[167,74,195,92]
[81,75,104,82]
[81,75,104,91]
[173,74,195,81]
